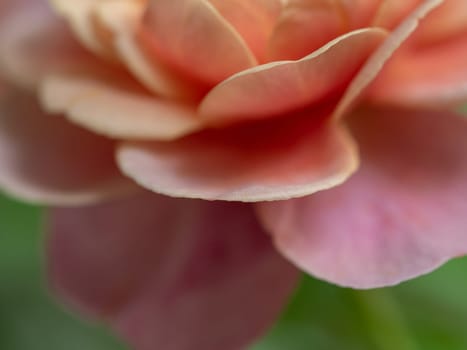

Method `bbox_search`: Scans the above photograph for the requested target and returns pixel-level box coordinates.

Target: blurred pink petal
[48,0,106,55]
[258,108,467,288]
[0,89,134,205]
[48,192,299,350]
[0,0,104,90]
[117,112,358,201]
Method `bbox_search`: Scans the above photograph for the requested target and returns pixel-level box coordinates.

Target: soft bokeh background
[2,192,467,350]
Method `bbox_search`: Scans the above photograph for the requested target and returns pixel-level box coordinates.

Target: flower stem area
[1,193,467,350]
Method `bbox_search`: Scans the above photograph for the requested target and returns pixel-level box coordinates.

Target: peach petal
[48,192,299,350]
[414,0,467,45]
[94,1,200,100]
[258,108,467,289]
[117,112,358,202]
[0,0,99,89]
[333,0,443,119]
[368,35,467,107]
[268,0,383,61]
[0,89,134,206]
[372,0,421,28]
[48,0,114,58]
[340,0,384,28]
[208,0,283,61]
[200,28,387,125]
[39,75,202,141]
[267,0,346,61]
[142,0,257,85]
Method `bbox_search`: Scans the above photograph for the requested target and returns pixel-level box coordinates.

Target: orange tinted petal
[40,75,202,140]
[413,0,467,45]
[117,113,358,202]
[368,36,467,107]
[208,0,282,62]
[268,0,383,61]
[333,0,443,119]
[267,0,345,61]
[372,0,421,28]
[200,28,387,125]
[142,0,256,85]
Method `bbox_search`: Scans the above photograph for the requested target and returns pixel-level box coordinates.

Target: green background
[1,193,467,349]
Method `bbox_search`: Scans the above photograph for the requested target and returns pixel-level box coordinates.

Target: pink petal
[208,0,283,61]
[47,192,299,350]
[200,28,387,126]
[333,0,443,119]
[267,0,382,61]
[48,0,116,59]
[368,32,467,107]
[258,108,467,289]
[142,0,257,86]
[40,75,202,140]
[389,0,467,45]
[0,89,134,205]
[0,0,102,90]
[117,111,358,202]
[371,0,421,28]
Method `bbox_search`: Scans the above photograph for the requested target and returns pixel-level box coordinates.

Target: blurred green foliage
[1,193,467,350]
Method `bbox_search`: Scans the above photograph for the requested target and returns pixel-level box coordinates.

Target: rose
[1,0,467,349]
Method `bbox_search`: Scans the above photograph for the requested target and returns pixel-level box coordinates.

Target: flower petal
[208,0,283,61]
[48,0,114,58]
[200,28,387,126]
[94,0,200,100]
[47,192,299,350]
[117,111,358,202]
[40,75,202,140]
[0,89,134,206]
[368,31,467,107]
[258,108,467,289]
[142,0,257,85]
[332,0,443,119]
[267,0,382,61]
[396,0,467,44]
[371,0,420,28]
[0,0,100,90]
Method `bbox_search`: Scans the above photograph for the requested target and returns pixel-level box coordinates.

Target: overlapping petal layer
[142,0,257,85]
[48,192,299,350]
[209,0,282,61]
[268,0,382,61]
[0,0,101,89]
[368,31,467,107]
[200,28,387,125]
[117,112,358,202]
[333,0,443,118]
[258,108,467,288]
[40,75,202,140]
[0,89,134,205]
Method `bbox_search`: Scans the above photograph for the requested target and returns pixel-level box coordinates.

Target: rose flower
[1,0,467,349]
